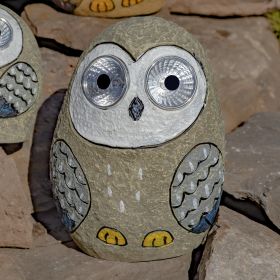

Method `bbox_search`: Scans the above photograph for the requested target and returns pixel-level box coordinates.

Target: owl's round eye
[0,17,13,49]
[146,56,197,109]
[82,56,128,109]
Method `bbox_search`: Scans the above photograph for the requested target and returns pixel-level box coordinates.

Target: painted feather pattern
[170,143,224,233]
[0,62,38,117]
[50,140,91,232]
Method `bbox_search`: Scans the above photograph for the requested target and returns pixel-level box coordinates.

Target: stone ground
[1,1,280,279]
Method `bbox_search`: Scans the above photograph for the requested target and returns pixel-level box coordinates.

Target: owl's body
[0,4,41,143]
[50,17,225,262]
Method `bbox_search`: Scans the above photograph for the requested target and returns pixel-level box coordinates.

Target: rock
[225,112,280,229]
[7,141,33,208]
[29,90,71,242]
[169,0,280,17]
[169,15,280,132]
[0,244,190,280]
[52,0,164,17]
[198,207,280,279]
[22,4,119,51]
[32,222,59,247]
[0,148,33,248]
[0,254,23,280]
[74,0,165,18]
[22,5,280,132]
[41,48,78,99]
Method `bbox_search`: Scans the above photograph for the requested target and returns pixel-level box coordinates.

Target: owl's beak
[129,97,144,121]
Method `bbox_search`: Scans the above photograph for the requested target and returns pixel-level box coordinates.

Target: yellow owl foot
[122,0,143,7]
[97,227,127,246]
[142,231,174,248]
[90,0,115,12]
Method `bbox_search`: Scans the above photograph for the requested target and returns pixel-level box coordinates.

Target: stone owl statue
[52,0,164,17]
[0,4,41,143]
[50,16,225,262]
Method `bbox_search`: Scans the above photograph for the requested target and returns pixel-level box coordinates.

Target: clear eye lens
[0,18,13,49]
[146,56,197,109]
[82,56,128,108]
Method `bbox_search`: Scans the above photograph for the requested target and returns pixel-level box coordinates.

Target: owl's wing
[170,143,224,233]
[0,62,38,117]
[50,140,91,232]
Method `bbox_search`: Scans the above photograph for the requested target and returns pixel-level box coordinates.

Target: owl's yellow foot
[97,227,127,246]
[122,0,143,7]
[142,231,174,248]
[90,0,115,12]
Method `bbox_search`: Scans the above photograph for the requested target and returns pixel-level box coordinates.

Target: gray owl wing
[50,140,91,232]
[0,62,38,117]
[170,143,224,233]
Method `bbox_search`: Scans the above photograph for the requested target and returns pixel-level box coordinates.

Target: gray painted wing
[0,62,39,117]
[50,140,91,232]
[170,143,224,233]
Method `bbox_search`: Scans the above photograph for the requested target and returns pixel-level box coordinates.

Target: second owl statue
[52,0,164,17]
[0,4,41,143]
[50,16,225,262]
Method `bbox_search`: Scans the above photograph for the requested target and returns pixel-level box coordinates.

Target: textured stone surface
[0,148,33,248]
[51,0,164,16]
[22,4,119,51]
[51,0,165,17]
[225,112,280,229]
[198,207,280,279]
[8,141,33,208]
[41,48,78,99]
[32,222,59,248]
[53,17,225,261]
[0,254,23,280]
[0,244,190,280]
[22,5,280,132]
[171,15,280,132]
[0,4,42,144]
[169,0,280,17]
[76,0,164,17]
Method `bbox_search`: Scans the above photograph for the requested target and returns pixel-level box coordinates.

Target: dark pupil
[164,75,180,91]
[97,74,111,90]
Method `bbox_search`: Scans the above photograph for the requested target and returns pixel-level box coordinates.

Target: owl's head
[0,6,23,69]
[69,17,211,148]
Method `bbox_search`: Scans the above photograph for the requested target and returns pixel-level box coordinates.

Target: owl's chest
[84,150,176,217]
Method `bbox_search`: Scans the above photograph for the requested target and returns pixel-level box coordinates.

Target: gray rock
[6,140,33,209]
[0,148,33,248]
[0,253,23,280]
[32,222,59,248]
[225,112,280,229]
[169,0,280,17]
[170,15,280,132]
[198,207,280,280]
[41,48,78,99]
[22,5,280,132]
[0,244,190,280]
[22,4,119,51]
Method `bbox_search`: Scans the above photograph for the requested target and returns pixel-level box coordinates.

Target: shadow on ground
[28,89,72,242]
